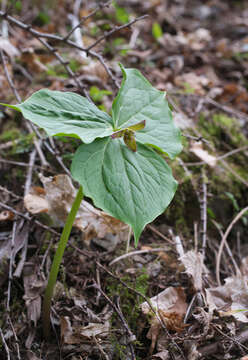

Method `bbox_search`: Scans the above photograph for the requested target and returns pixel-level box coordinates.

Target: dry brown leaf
[23,259,46,326]
[174,72,209,95]
[180,250,209,291]
[152,350,170,360]
[81,61,108,83]
[24,188,49,214]
[141,287,187,353]
[24,174,128,243]
[60,316,110,345]
[190,141,217,167]
[21,50,48,73]
[206,274,248,322]
[174,28,212,50]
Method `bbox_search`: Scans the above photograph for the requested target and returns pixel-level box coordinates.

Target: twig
[24,148,37,197]
[0,185,21,200]
[200,171,207,259]
[0,158,54,172]
[184,145,248,167]
[7,316,21,360]
[7,220,17,311]
[92,282,136,360]
[0,327,10,360]
[114,296,136,359]
[211,220,240,277]
[109,247,169,266]
[221,160,248,188]
[92,335,110,360]
[216,206,248,285]
[1,0,8,37]
[0,49,49,167]
[125,225,132,253]
[0,9,147,89]
[86,14,148,51]
[0,201,60,236]
[147,224,174,245]
[206,97,248,122]
[0,139,23,150]
[63,0,112,41]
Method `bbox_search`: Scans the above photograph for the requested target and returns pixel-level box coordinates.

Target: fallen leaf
[180,250,209,291]
[61,316,110,344]
[141,287,187,353]
[152,350,170,359]
[190,141,217,167]
[0,37,20,58]
[174,72,209,95]
[206,274,248,322]
[23,259,46,326]
[24,174,128,244]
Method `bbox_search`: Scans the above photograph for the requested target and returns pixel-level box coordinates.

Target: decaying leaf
[152,350,170,360]
[174,72,209,95]
[180,250,209,291]
[0,221,29,285]
[24,174,128,244]
[0,37,20,58]
[206,273,248,322]
[141,287,187,353]
[190,141,217,167]
[61,316,110,344]
[23,259,46,326]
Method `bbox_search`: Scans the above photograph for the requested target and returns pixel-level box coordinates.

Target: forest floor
[0,0,248,359]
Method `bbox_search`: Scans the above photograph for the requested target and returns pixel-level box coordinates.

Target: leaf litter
[24,173,128,246]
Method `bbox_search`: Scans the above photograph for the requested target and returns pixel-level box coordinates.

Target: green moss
[198,112,247,148]
[106,269,149,358]
[0,128,20,141]
[107,269,149,329]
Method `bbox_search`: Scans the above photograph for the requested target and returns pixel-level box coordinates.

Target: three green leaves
[2,65,182,245]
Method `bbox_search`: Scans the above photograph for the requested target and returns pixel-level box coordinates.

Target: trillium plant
[1,64,182,337]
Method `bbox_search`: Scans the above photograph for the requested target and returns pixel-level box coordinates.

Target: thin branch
[64,0,112,41]
[184,145,248,166]
[86,14,148,51]
[0,327,10,360]
[109,247,169,266]
[7,221,17,311]
[24,148,37,197]
[200,172,207,259]
[0,201,60,236]
[216,206,248,285]
[0,49,49,167]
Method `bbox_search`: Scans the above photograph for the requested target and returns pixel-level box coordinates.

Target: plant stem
[42,185,83,338]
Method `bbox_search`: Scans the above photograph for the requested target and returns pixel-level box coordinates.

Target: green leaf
[112,65,182,159]
[71,137,178,245]
[9,89,114,143]
[114,2,130,24]
[152,22,163,40]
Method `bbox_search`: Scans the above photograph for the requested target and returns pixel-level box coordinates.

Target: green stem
[42,185,83,338]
